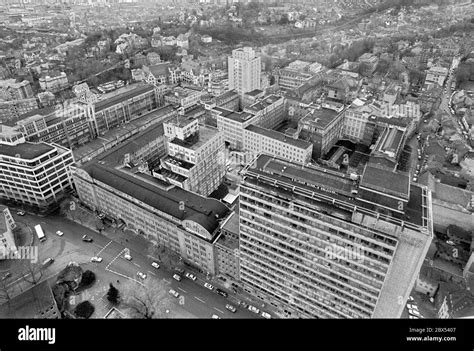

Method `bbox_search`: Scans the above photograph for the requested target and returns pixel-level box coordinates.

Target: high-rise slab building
[239,154,433,319]
[228,47,261,95]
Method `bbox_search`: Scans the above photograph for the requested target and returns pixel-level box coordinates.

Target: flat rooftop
[0,141,54,160]
[245,94,283,113]
[245,124,311,149]
[360,164,410,200]
[213,107,254,123]
[95,84,155,112]
[300,108,340,130]
[245,154,424,227]
[170,125,220,151]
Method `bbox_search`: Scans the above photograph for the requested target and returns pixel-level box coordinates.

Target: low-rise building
[39,71,68,93]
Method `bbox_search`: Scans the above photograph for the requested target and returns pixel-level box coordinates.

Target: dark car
[82,235,93,242]
[175,268,185,275]
[216,289,228,298]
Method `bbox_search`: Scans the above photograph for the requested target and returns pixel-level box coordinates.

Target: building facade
[239,155,433,319]
[0,129,74,213]
[228,47,261,95]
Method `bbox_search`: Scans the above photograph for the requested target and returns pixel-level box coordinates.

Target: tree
[74,301,95,319]
[107,283,120,305]
[122,279,173,319]
[21,260,44,286]
[80,270,96,288]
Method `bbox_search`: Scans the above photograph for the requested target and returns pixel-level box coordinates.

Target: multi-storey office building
[154,115,225,197]
[86,84,164,137]
[277,68,315,91]
[39,71,68,93]
[0,79,34,100]
[72,142,231,275]
[243,94,286,130]
[0,128,74,213]
[213,106,257,150]
[15,103,92,149]
[228,47,261,95]
[164,86,205,114]
[239,154,433,319]
[299,106,345,159]
[243,124,312,165]
[0,98,38,123]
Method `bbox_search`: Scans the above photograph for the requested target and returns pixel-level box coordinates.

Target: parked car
[211,314,220,319]
[216,289,228,298]
[175,268,185,275]
[446,240,455,246]
[173,274,182,282]
[56,230,64,236]
[151,262,160,269]
[168,289,179,298]
[124,253,132,261]
[82,235,93,242]
[225,304,237,313]
[90,257,103,263]
[204,283,214,291]
[16,211,25,216]
[185,272,197,281]
[42,257,54,268]
[261,311,272,319]
[137,272,147,280]
[248,305,260,314]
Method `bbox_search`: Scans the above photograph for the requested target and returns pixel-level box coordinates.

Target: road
[2,212,263,319]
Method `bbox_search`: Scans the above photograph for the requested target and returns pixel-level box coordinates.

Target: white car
[211,314,220,319]
[137,272,147,280]
[225,304,237,313]
[90,257,103,263]
[185,272,197,281]
[408,296,414,302]
[261,311,272,319]
[204,282,214,290]
[409,309,421,317]
[16,211,25,216]
[248,305,260,314]
[56,230,64,236]
[446,240,455,246]
[173,274,182,282]
[151,262,160,269]
[169,289,180,298]
[124,253,132,261]
[409,315,419,319]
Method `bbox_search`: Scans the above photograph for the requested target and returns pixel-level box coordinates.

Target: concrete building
[0,206,17,260]
[243,124,312,165]
[0,98,38,123]
[343,100,380,144]
[239,154,433,318]
[153,115,225,197]
[0,79,34,100]
[39,71,68,93]
[164,86,205,114]
[228,47,261,95]
[299,106,345,159]
[213,107,257,150]
[243,94,286,130]
[277,68,315,91]
[0,127,74,213]
[72,131,232,274]
[425,66,449,88]
[86,84,164,138]
[358,53,379,75]
[14,103,91,149]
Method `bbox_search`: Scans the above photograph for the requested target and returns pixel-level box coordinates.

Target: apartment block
[277,68,315,91]
[214,211,240,281]
[164,86,205,114]
[0,127,74,213]
[228,47,261,95]
[39,71,68,93]
[239,154,433,319]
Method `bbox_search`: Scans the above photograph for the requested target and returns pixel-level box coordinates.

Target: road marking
[106,249,125,270]
[133,262,140,268]
[105,267,145,286]
[97,240,113,257]
[177,287,187,293]
[214,308,225,314]
[194,296,206,304]
[163,279,171,284]
[147,270,156,276]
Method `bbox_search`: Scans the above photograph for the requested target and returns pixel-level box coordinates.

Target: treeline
[193,25,263,45]
[328,39,375,68]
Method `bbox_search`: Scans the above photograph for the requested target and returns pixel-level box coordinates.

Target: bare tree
[121,279,174,319]
[21,260,44,286]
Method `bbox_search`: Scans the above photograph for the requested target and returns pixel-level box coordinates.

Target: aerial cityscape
[0,0,474,327]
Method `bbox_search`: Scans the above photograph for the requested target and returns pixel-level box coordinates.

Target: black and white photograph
[0,0,473,348]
